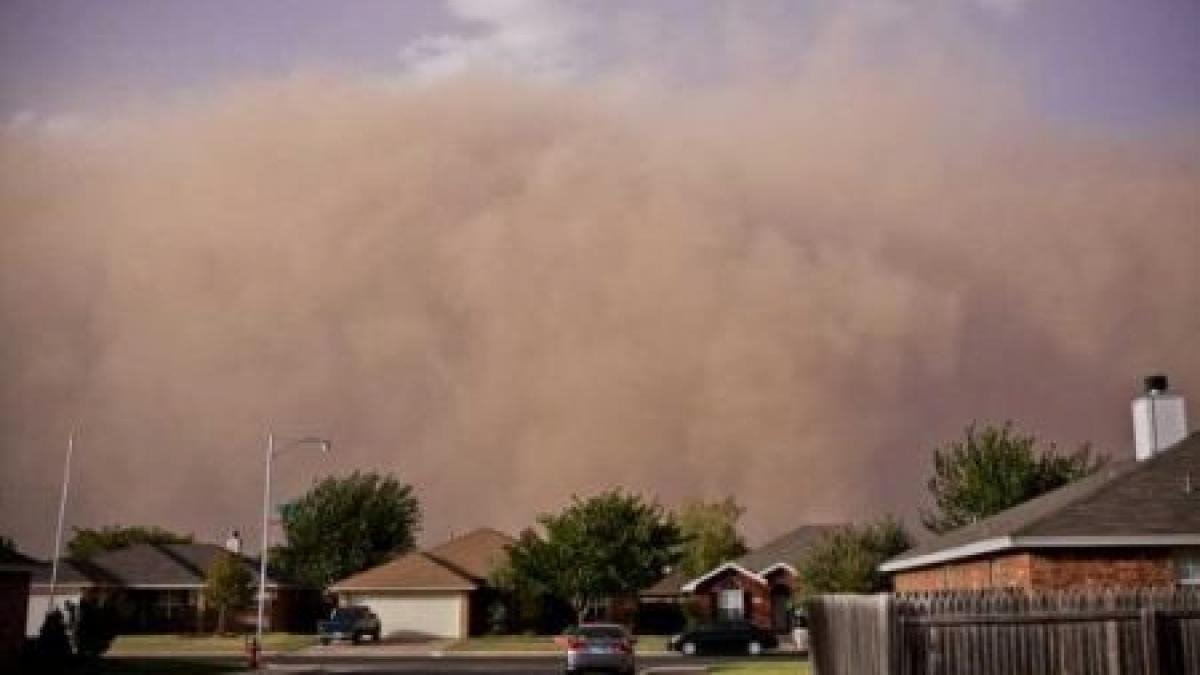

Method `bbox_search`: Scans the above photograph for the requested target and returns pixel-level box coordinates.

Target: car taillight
[615,641,632,653]
[567,638,584,650]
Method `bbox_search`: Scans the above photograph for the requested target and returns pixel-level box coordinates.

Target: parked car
[563,623,636,674]
[668,620,779,656]
[791,609,810,654]
[317,606,382,645]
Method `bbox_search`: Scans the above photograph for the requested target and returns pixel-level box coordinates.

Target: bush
[73,596,118,658]
[36,609,73,666]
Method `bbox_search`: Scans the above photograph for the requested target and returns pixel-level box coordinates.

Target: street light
[256,431,331,649]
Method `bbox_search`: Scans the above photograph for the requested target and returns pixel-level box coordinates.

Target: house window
[717,589,745,620]
[1176,552,1200,586]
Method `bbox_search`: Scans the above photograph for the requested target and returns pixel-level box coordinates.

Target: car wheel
[747,640,763,656]
[351,632,361,645]
[682,641,697,656]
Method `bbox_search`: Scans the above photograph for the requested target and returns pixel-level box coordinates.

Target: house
[881,377,1200,592]
[1,547,40,666]
[653,524,842,633]
[25,539,309,636]
[328,528,514,639]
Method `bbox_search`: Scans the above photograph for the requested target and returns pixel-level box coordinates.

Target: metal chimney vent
[1132,374,1188,461]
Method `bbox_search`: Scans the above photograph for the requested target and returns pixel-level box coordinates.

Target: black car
[317,606,382,645]
[668,620,779,656]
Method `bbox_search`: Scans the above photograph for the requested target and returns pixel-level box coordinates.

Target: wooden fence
[808,589,1200,675]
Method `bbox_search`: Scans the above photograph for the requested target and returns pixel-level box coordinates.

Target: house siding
[892,549,1179,592]
[690,568,783,630]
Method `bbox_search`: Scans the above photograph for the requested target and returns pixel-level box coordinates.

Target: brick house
[1,547,39,667]
[657,525,841,633]
[881,381,1199,592]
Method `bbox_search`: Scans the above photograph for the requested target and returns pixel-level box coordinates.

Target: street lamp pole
[255,431,331,648]
[47,430,75,616]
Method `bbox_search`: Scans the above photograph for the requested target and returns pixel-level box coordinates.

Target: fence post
[1139,607,1159,675]
[877,594,892,675]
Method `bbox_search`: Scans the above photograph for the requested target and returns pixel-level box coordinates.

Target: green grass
[444,634,670,652]
[708,662,812,675]
[107,633,316,654]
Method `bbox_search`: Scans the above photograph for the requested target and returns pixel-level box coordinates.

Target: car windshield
[577,625,627,639]
[331,608,361,621]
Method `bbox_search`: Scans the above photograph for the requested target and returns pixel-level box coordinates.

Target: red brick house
[1,547,39,667]
[664,525,841,632]
[881,428,1200,592]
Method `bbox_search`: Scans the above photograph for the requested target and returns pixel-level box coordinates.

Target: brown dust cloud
[2,17,1199,555]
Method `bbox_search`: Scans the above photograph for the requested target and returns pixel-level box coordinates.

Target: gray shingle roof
[735,524,845,571]
[31,543,275,588]
[882,432,1200,572]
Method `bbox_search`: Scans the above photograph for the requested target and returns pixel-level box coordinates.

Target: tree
[797,518,911,597]
[205,550,254,634]
[0,534,15,553]
[67,525,193,558]
[922,422,1105,534]
[270,471,420,589]
[73,595,119,658]
[502,490,683,622]
[675,497,748,578]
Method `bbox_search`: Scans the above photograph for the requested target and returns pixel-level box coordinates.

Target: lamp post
[255,431,331,650]
[47,430,75,618]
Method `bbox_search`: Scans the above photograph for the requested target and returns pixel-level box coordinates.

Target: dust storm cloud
[2,17,1199,553]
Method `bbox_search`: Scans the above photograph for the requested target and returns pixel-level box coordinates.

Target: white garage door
[344,592,465,639]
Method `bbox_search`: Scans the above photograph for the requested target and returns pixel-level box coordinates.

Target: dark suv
[318,606,382,645]
[668,620,779,656]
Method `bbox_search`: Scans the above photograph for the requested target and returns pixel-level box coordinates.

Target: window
[717,589,745,620]
[1176,552,1200,586]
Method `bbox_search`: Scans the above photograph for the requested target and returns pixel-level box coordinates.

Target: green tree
[676,497,748,578]
[797,518,911,597]
[502,490,683,622]
[271,471,420,589]
[204,551,254,634]
[0,535,15,553]
[67,525,193,558]
[922,422,1105,534]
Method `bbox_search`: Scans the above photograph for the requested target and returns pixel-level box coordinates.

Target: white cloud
[400,0,588,81]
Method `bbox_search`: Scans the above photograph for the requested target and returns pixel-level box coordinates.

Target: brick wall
[1028,550,1174,590]
[892,549,1178,592]
[893,553,1032,592]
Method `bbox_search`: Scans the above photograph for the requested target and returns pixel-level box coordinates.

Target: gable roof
[30,543,275,589]
[881,432,1200,573]
[640,569,688,597]
[680,524,844,593]
[425,528,515,582]
[327,528,514,593]
[328,552,476,592]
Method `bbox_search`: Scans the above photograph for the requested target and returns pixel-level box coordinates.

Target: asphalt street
[264,653,805,674]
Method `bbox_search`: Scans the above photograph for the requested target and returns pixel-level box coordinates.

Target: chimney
[225,530,242,555]
[1132,374,1188,461]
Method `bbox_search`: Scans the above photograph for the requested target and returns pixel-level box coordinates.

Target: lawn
[708,662,812,675]
[107,632,316,654]
[444,634,671,652]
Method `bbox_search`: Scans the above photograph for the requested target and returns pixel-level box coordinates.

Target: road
[265,652,805,674]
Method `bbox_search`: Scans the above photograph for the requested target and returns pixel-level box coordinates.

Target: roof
[640,569,688,597]
[328,528,514,592]
[30,543,275,589]
[881,432,1200,573]
[680,524,844,593]
[0,547,41,573]
[425,528,515,582]
[328,552,476,592]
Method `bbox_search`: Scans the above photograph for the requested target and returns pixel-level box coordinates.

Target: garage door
[344,592,465,639]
